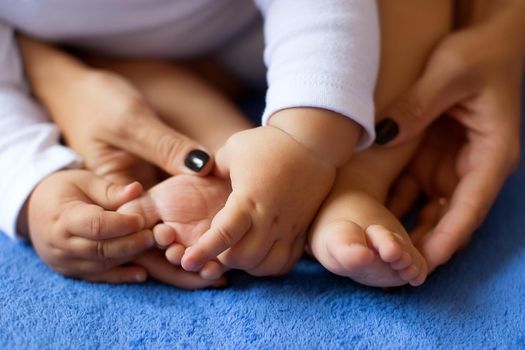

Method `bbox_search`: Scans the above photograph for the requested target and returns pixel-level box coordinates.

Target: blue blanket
[1,96,524,349]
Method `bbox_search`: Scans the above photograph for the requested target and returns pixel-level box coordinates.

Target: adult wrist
[470,0,525,58]
[18,36,91,94]
[496,2,525,59]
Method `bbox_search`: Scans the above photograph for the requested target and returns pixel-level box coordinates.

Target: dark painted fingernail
[375,118,399,145]
[184,149,210,172]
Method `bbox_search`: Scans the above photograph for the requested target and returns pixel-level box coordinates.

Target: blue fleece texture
[1,95,524,349]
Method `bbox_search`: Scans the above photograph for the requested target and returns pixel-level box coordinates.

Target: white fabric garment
[0,0,379,239]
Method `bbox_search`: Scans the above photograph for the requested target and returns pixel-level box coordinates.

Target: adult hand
[18,36,213,187]
[376,17,524,272]
[386,119,469,271]
[134,250,227,290]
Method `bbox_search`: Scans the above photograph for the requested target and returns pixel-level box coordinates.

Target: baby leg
[308,0,454,287]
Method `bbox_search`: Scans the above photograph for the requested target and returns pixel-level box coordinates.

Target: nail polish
[375,118,399,145]
[184,149,210,172]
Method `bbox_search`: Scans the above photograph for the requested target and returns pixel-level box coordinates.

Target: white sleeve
[0,21,81,240]
[254,0,380,150]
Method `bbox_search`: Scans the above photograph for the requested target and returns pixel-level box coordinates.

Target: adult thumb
[114,116,214,176]
[374,59,472,147]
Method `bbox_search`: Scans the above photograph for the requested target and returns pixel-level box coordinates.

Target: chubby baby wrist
[267,108,362,168]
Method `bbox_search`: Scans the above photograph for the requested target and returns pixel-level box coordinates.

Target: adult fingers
[66,229,154,260]
[417,160,507,273]
[387,148,459,221]
[386,174,421,220]
[199,261,230,281]
[63,202,145,240]
[78,265,148,284]
[135,251,227,290]
[87,148,141,184]
[181,194,252,271]
[76,173,144,209]
[86,146,161,190]
[55,257,130,276]
[375,50,474,146]
[110,112,214,176]
[212,143,231,179]
[414,89,519,272]
[408,199,444,245]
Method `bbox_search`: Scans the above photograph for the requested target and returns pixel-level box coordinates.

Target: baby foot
[309,191,427,287]
[118,174,230,265]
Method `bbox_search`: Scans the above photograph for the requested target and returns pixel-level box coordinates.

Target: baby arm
[182,111,359,276]
[0,20,80,240]
[0,23,156,283]
[181,0,380,276]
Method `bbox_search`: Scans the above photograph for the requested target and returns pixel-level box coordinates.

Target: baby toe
[153,224,177,248]
[390,252,413,270]
[166,244,185,265]
[334,244,376,273]
[332,222,375,266]
[409,269,427,287]
[398,264,420,282]
[366,225,403,263]
[408,255,428,286]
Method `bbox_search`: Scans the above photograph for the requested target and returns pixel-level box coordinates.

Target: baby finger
[181,194,252,271]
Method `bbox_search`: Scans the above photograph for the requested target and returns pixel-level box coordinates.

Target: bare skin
[118,175,231,280]
[19,41,246,286]
[379,0,524,273]
[308,0,453,287]
[23,0,455,287]
[94,0,452,287]
[101,61,334,278]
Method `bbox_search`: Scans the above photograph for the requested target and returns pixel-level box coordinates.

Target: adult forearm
[459,0,525,56]
[17,36,92,113]
[489,0,525,57]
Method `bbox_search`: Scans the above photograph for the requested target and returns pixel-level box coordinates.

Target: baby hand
[28,170,153,283]
[181,126,337,276]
